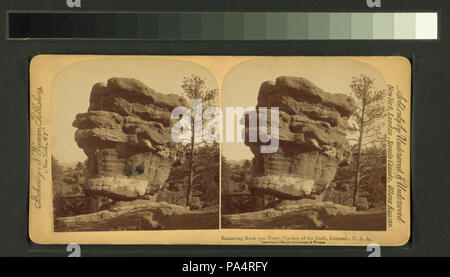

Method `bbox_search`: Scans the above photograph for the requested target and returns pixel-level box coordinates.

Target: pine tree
[349,75,386,207]
[180,74,218,206]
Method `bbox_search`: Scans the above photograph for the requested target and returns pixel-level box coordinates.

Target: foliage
[349,74,386,207]
[221,156,255,214]
[330,139,387,209]
[221,156,233,192]
[180,74,219,206]
[166,143,220,207]
[52,156,88,217]
[221,157,253,194]
[51,155,65,193]
[181,74,218,107]
[357,141,387,207]
[192,143,220,206]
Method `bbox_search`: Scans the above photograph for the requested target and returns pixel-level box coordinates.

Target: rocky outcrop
[222,199,354,229]
[73,78,187,211]
[221,199,385,231]
[246,76,356,200]
[54,200,219,231]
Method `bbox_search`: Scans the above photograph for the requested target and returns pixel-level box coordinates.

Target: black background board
[0,0,449,257]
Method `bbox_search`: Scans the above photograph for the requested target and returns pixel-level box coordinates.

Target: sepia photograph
[221,58,388,230]
[0,0,445,261]
[49,58,220,231]
[29,56,410,245]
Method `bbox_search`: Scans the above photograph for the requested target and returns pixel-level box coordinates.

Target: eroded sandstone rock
[246,76,356,200]
[54,200,219,231]
[73,78,187,211]
[221,199,356,229]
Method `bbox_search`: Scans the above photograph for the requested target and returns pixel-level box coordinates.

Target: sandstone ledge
[54,200,219,231]
[222,200,386,231]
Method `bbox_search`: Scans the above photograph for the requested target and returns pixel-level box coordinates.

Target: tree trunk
[85,191,100,213]
[186,128,195,207]
[352,108,365,207]
[251,190,265,211]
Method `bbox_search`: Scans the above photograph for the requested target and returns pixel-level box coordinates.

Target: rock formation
[221,199,386,230]
[73,77,187,212]
[55,200,219,231]
[222,199,355,229]
[246,76,356,202]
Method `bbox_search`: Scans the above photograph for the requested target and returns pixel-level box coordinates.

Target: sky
[51,57,386,164]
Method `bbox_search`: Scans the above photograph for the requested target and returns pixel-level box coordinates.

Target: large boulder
[73,78,187,211]
[246,76,356,200]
